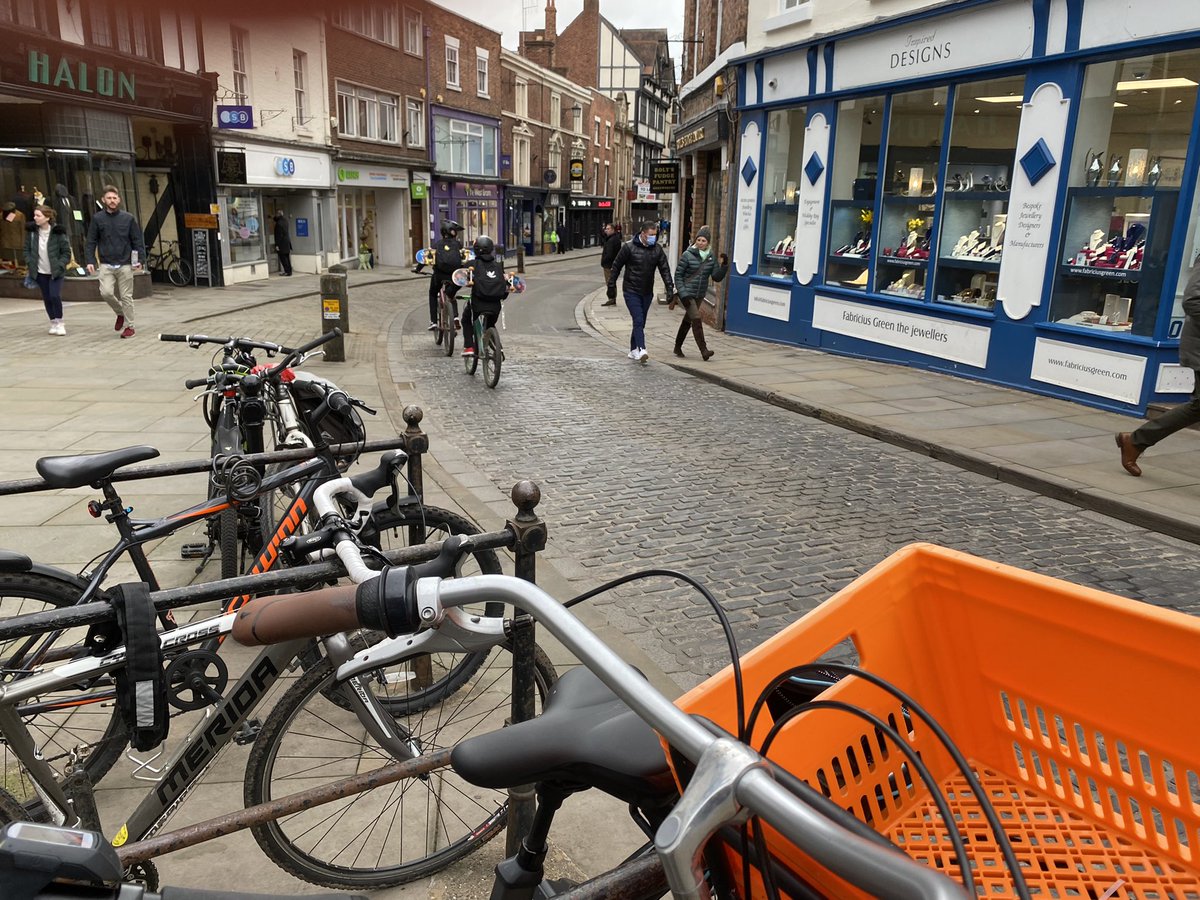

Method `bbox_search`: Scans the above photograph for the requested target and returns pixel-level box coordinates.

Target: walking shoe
[638,349,649,364]
[453,317,461,330]
[55,322,67,336]
[627,349,638,359]
[702,350,714,361]
[462,347,475,357]
[601,299,616,306]
[673,347,685,358]
[114,315,125,332]
[427,321,438,331]
[47,323,57,334]
[120,326,136,339]
[1115,432,1143,477]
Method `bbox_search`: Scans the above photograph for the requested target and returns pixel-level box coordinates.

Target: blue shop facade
[727,0,1200,414]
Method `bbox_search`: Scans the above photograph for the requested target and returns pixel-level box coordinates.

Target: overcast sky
[447,0,686,50]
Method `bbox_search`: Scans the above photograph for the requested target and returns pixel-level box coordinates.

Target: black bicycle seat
[0,551,32,572]
[451,666,675,805]
[36,446,161,489]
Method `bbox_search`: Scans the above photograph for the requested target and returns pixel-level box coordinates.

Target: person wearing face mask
[607,220,677,363]
[670,225,727,360]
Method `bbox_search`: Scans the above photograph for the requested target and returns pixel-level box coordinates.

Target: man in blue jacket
[85,185,145,338]
[607,220,677,364]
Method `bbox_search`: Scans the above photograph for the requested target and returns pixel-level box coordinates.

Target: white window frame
[572,104,582,133]
[604,160,610,196]
[333,3,399,46]
[515,79,528,118]
[293,50,308,127]
[231,26,249,104]
[380,94,399,142]
[593,116,601,145]
[403,7,422,56]
[476,49,489,98]
[605,121,611,149]
[514,134,530,186]
[551,93,561,128]
[337,84,356,135]
[548,139,562,186]
[406,97,425,148]
[445,36,460,90]
[335,80,401,144]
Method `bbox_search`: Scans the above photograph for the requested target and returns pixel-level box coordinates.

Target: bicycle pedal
[180,543,208,559]
[234,718,263,745]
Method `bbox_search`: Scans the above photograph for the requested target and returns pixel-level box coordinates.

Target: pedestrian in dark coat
[24,205,72,335]
[670,225,727,360]
[607,220,677,363]
[600,223,622,305]
[1117,261,1200,475]
[273,213,293,276]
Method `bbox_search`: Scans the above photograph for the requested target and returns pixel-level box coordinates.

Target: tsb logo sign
[216,105,253,128]
[274,157,296,176]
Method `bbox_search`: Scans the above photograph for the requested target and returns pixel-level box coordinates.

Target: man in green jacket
[670,225,727,360]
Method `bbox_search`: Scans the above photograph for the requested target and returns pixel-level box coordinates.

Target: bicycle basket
[670,543,1200,898]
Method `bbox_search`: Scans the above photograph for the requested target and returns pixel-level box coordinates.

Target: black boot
[692,319,714,361]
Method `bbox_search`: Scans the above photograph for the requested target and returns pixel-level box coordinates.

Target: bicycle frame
[0,612,416,847]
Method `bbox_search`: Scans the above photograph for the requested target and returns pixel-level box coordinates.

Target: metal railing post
[401,405,427,544]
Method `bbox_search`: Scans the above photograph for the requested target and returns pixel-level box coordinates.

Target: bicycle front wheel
[0,573,129,804]
[168,257,193,287]
[442,301,456,357]
[244,642,557,888]
[483,327,502,388]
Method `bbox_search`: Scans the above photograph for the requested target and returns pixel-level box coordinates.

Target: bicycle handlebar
[33,887,366,900]
[158,333,293,355]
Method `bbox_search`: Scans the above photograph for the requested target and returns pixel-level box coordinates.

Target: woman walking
[24,205,72,335]
[670,226,727,360]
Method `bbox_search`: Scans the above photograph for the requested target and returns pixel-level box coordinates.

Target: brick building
[421,5,504,249]
[672,0,747,325]
[326,3,432,268]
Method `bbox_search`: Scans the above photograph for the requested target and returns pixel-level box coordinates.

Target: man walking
[85,185,144,338]
[273,213,293,276]
[607,220,676,364]
[600,223,621,305]
[1117,261,1200,475]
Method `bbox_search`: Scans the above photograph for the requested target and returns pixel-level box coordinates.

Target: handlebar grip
[232,584,361,646]
[159,333,188,342]
[184,378,210,390]
[299,328,341,355]
[328,391,351,414]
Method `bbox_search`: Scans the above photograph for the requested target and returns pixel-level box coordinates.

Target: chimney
[583,0,599,13]
[545,0,557,40]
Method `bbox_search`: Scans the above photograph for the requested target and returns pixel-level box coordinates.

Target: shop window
[1171,175,1200,340]
[434,117,498,177]
[934,74,1023,310]
[758,108,806,278]
[228,191,264,264]
[826,95,884,291]
[1051,49,1200,338]
[874,86,947,300]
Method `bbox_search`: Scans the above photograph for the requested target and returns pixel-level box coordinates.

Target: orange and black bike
[0,337,502,788]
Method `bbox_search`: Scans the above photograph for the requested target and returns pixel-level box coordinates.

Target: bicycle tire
[362,505,503,714]
[464,341,479,375]
[483,327,502,388]
[167,257,193,287]
[0,787,29,825]
[219,507,239,581]
[442,299,456,357]
[245,642,556,888]
[0,572,129,803]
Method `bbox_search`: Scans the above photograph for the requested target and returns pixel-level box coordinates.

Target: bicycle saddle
[36,446,161,489]
[451,666,675,805]
[0,550,31,572]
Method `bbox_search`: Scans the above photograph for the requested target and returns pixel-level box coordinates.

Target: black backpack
[434,240,461,274]
[472,259,507,300]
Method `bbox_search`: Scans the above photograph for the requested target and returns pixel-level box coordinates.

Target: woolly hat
[695,225,712,242]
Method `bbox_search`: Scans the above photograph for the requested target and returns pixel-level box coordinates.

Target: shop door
[410,200,425,257]
[705,152,723,238]
[263,193,286,274]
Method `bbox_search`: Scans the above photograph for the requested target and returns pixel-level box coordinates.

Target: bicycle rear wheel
[483,327,502,388]
[244,642,557,888]
[0,573,129,806]
[167,257,193,287]
[441,297,456,357]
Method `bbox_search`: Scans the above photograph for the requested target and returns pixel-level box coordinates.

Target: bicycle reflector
[87,500,103,518]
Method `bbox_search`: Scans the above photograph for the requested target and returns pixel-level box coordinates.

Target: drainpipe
[424,25,434,245]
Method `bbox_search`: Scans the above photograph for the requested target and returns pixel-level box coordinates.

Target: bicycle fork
[323,633,423,760]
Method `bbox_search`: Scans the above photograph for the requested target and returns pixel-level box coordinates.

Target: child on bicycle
[428,220,464,330]
[461,236,507,357]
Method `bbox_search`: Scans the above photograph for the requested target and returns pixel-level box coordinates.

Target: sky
[448,0,687,51]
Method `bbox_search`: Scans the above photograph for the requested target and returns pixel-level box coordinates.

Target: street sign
[184,213,218,230]
[295,217,309,237]
[322,298,341,320]
[650,162,680,194]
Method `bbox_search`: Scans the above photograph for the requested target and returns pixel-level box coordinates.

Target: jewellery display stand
[761,198,799,279]
[1049,186,1179,337]
[874,195,934,301]
[934,178,1010,310]
[826,199,872,291]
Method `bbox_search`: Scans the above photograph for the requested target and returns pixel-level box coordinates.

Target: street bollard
[319,264,349,362]
[505,479,548,855]
[516,245,526,274]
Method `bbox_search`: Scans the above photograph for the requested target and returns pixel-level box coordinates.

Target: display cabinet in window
[757,108,806,278]
[825,201,872,290]
[875,199,934,300]
[760,193,799,279]
[1049,187,1178,336]
[934,177,1011,310]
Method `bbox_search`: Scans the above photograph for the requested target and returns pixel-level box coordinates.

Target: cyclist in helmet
[460,235,508,357]
[428,219,464,330]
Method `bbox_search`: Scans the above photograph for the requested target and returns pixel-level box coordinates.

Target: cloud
[445,0,686,50]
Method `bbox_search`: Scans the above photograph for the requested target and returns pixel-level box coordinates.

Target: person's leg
[638,292,654,348]
[97,266,122,322]
[1131,374,1200,448]
[624,290,646,352]
[116,265,135,327]
[684,299,711,356]
[674,314,690,354]
[447,284,460,326]
[428,275,440,324]
[46,276,64,323]
[36,274,54,321]
[461,298,475,351]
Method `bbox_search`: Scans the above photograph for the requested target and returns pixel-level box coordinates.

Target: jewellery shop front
[727,0,1200,415]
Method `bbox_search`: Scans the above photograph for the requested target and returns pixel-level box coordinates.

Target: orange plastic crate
[673,543,1200,898]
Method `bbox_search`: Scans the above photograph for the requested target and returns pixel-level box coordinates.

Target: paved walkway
[582,291,1200,546]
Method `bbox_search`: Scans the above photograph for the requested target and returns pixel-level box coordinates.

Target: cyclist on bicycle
[461,236,507,358]
[428,219,464,331]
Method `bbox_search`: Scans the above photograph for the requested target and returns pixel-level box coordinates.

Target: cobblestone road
[390,274,1200,687]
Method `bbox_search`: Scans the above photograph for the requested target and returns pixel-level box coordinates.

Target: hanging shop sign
[411,182,427,199]
[184,213,219,230]
[831,0,1033,92]
[217,106,254,129]
[569,159,585,183]
[650,162,680,194]
[812,295,992,369]
[217,150,248,185]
